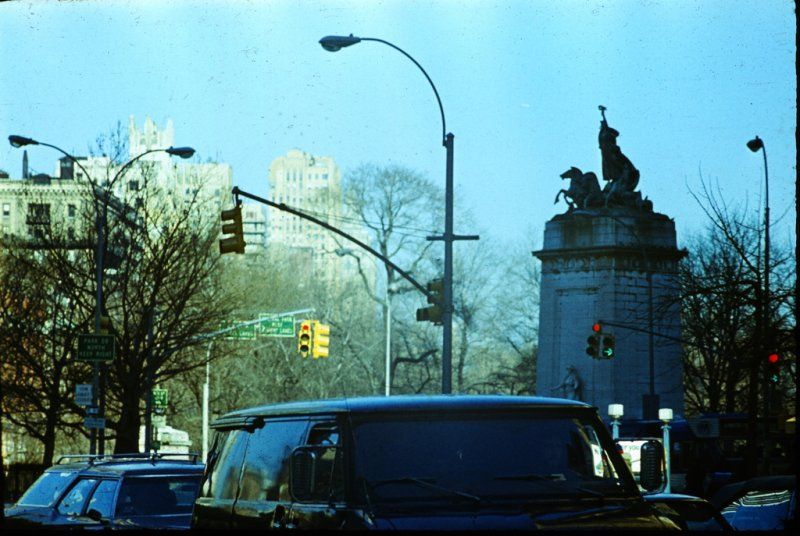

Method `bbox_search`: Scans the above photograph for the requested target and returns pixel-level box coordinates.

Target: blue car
[4,452,204,530]
[711,475,796,531]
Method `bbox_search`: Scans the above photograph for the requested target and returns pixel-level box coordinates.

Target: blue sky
[1,0,795,248]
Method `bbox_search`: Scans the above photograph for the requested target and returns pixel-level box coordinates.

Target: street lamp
[659,407,673,493]
[608,403,624,440]
[320,34,478,394]
[747,134,771,474]
[9,134,195,454]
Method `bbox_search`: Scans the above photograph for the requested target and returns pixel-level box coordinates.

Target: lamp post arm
[35,141,94,185]
[360,37,447,144]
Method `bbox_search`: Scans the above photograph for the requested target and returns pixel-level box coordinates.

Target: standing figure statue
[598,105,640,207]
[551,365,582,401]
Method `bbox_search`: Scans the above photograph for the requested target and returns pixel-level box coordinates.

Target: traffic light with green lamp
[766,353,780,384]
[219,204,245,255]
[601,334,616,359]
[586,323,601,358]
[312,322,330,359]
[416,278,444,325]
[298,320,312,357]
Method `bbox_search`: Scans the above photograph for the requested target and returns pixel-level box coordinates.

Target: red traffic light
[592,323,602,333]
[768,353,779,364]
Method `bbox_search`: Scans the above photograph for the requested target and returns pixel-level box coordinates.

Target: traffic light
[298,320,312,357]
[601,334,616,359]
[416,278,444,325]
[99,315,112,335]
[312,322,330,359]
[219,204,245,255]
[586,323,601,358]
[766,353,780,384]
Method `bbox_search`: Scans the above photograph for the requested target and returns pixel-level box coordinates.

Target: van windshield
[352,412,633,503]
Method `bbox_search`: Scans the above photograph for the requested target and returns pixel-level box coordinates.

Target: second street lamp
[9,134,195,454]
[319,34,478,394]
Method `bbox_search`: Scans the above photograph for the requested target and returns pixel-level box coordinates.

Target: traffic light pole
[232,188,436,303]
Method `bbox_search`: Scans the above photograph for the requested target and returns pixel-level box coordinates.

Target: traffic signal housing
[586,334,600,358]
[766,353,780,384]
[416,278,444,325]
[601,334,616,359]
[99,315,112,335]
[312,322,330,359]
[586,323,601,358]
[219,204,245,255]
[298,320,312,357]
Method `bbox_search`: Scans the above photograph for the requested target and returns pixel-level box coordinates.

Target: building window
[2,203,9,217]
[128,181,139,192]
[68,204,76,217]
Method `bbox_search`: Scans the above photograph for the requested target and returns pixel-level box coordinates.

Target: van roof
[212,395,591,429]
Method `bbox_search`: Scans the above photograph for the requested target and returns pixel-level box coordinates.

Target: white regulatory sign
[84,417,106,430]
[75,384,93,406]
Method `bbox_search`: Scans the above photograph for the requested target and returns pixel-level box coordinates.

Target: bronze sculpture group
[555,106,653,212]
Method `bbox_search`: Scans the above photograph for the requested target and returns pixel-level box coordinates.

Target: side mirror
[639,439,664,492]
[84,508,108,524]
[290,448,317,501]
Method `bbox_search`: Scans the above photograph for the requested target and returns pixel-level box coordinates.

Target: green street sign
[258,315,295,338]
[221,320,257,340]
[77,334,115,362]
[152,388,168,409]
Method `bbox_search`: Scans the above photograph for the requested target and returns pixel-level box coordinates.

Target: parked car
[644,492,732,531]
[710,475,796,531]
[3,452,204,529]
[192,395,680,530]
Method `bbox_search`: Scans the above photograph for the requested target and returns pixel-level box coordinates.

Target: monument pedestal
[534,208,686,420]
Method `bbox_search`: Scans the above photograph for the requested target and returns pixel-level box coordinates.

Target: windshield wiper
[493,473,605,499]
[367,477,482,504]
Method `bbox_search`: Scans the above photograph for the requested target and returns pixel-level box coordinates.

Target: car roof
[710,475,796,509]
[213,394,592,428]
[46,454,203,477]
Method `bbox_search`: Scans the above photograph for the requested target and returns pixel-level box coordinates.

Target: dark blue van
[192,395,678,530]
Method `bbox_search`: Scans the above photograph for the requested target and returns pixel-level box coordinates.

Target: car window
[16,471,76,507]
[57,478,98,516]
[116,476,201,516]
[352,413,629,502]
[86,479,118,518]
[203,429,248,501]
[237,418,308,501]
[305,422,345,503]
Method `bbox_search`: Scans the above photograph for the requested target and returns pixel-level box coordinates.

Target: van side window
[238,419,308,502]
[206,429,248,501]
[306,422,344,503]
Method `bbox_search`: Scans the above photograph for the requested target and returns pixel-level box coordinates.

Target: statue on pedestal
[554,106,653,213]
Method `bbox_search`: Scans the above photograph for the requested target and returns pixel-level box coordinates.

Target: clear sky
[1,0,795,249]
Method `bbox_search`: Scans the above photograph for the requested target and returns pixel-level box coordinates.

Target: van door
[230,418,309,530]
[193,429,248,529]
[285,419,350,530]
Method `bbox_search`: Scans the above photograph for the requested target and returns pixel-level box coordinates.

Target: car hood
[366,501,679,530]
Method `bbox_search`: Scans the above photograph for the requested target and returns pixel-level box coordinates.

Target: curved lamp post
[9,134,194,454]
[747,135,771,473]
[319,34,478,394]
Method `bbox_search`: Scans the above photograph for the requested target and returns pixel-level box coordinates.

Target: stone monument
[534,106,686,420]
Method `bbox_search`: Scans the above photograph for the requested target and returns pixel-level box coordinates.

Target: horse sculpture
[554,166,602,210]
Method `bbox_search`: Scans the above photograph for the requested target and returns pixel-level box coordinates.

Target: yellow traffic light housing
[99,315,112,335]
[312,321,330,359]
[416,278,444,325]
[219,204,245,255]
[298,320,312,357]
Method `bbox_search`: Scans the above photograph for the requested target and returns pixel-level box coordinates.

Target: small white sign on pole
[75,384,93,406]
